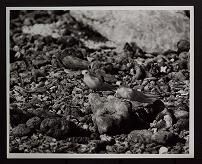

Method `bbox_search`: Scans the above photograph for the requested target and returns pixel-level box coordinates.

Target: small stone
[100,134,114,144]
[50,142,57,147]
[13,45,20,52]
[174,110,189,120]
[12,124,32,137]
[174,118,189,130]
[151,130,177,145]
[82,124,89,130]
[56,110,62,115]
[116,81,122,86]
[128,130,153,144]
[179,52,189,60]
[163,115,173,128]
[26,116,41,129]
[160,66,167,73]
[40,117,77,139]
[159,147,168,154]
[177,40,190,53]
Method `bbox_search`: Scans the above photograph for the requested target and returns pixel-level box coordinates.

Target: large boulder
[70,10,189,53]
[88,94,132,134]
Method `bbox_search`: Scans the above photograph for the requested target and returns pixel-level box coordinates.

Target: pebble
[26,116,41,129]
[116,81,122,86]
[82,124,89,130]
[159,147,168,154]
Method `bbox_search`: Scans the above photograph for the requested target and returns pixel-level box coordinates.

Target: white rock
[116,81,122,86]
[159,146,168,154]
[164,114,173,128]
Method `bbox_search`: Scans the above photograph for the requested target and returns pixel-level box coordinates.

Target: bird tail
[144,93,161,103]
[100,83,119,91]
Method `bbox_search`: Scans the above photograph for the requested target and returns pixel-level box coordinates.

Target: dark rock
[26,116,41,129]
[57,48,90,70]
[10,104,34,127]
[88,140,108,153]
[174,118,189,130]
[177,40,190,53]
[31,68,46,82]
[40,117,77,139]
[123,42,144,58]
[151,130,177,145]
[179,51,189,60]
[43,35,55,44]
[12,124,32,137]
[128,129,153,144]
[56,36,81,48]
[89,93,132,134]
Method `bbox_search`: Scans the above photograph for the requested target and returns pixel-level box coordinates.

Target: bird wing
[131,89,157,103]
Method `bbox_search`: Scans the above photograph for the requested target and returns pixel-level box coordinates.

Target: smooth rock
[151,130,177,145]
[128,129,153,144]
[70,10,189,53]
[12,124,32,137]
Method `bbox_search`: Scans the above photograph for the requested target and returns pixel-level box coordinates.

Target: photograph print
[7,7,194,158]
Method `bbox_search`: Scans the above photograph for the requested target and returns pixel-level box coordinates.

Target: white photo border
[6,6,194,158]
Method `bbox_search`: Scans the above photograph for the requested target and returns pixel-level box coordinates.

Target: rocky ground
[9,10,190,154]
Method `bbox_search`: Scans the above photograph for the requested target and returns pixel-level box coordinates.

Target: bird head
[81,70,90,76]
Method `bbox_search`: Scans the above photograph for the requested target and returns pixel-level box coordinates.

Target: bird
[115,86,159,103]
[82,70,117,91]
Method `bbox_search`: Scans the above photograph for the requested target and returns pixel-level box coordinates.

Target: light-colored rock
[70,10,190,53]
[174,110,189,120]
[159,146,168,154]
[88,93,132,134]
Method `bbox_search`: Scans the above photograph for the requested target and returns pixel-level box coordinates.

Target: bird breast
[84,75,101,89]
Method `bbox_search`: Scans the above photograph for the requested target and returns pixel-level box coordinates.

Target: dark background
[0,0,201,163]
